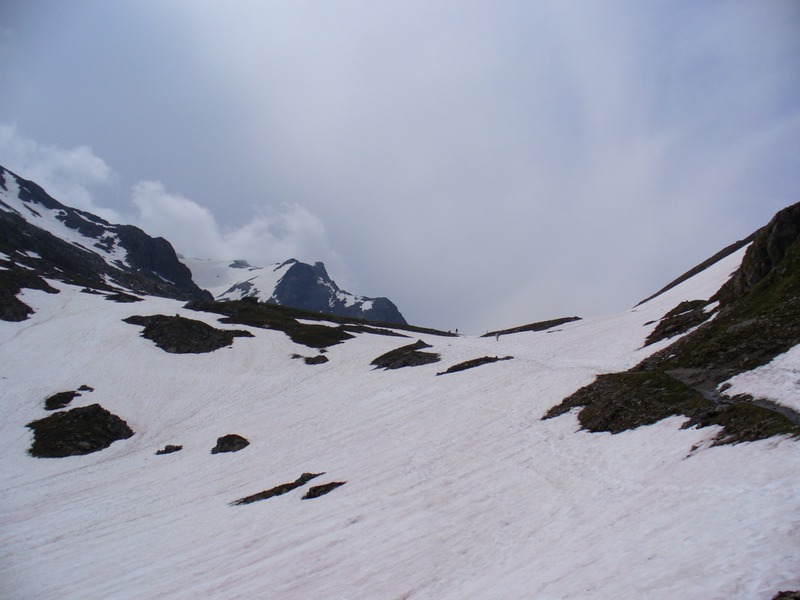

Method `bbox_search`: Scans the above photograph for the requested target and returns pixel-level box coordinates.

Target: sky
[1,0,799,333]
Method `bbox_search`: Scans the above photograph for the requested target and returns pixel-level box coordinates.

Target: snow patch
[721,344,800,413]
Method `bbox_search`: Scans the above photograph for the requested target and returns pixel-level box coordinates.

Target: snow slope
[2,245,799,599]
[181,257,288,300]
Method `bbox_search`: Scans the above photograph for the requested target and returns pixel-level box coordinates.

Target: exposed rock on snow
[44,390,81,411]
[643,299,713,346]
[0,267,59,321]
[186,299,357,349]
[292,353,330,365]
[437,355,513,375]
[483,316,581,337]
[371,339,441,369]
[211,434,250,454]
[232,472,324,505]
[26,404,134,457]
[104,292,143,303]
[302,481,346,499]
[123,314,254,353]
[155,444,183,455]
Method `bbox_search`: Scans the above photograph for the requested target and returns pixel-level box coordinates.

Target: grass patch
[484,316,581,338]
[232,472,324,505]
[643,300,711,346]
[124,314,254,353]
[371,340,441,370]
[437,355,513,375]
[544,371,708,434]
[27,404,134,458]
[302,481,346,499]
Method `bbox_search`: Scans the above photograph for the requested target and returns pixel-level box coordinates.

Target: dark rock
[156,444,183,455]
[78,385,94,392]
[186,300,355,349]
[543,371,708,434]
[773,592,800,600]
[437,355,513,375]
[232,472,324,505]
[0,267,60,321]
[371,340,440,370]
[644,300,712,346]
[483,316,581,338]
[211,434,249,454]
[124,314,254,353]
[27,404,134,458]
[304,355,329,365]
[105,292,143,303]
[44,390,80,411]
[716,202,800,303]
[302,481,346,499]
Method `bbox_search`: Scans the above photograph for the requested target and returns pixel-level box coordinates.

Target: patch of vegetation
[156,444,183,455]
[184,300,355,349]
[292,353,329,365]
[638,229,800,383]
[302,481,346,499]
[644,300,711,346]
[211,434,249,454]
[484,316,581,338]
[0,267,59,321]
[123,314,254,353]
[773,592,800,600]
[544,371,709,433]
[185,299,454,346]
[44,390,80,411]
[371,340,441,370]
[104,292,143,303]
[232,472,324,505]
[682,396,800,446]
[437,355,513,375]
[27,404,134,458]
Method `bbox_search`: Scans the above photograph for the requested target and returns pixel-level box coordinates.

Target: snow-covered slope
[184,257,407,325]
[3,237,799,599]
[183,257,297,300]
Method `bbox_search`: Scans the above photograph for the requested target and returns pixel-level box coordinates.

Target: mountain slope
[0,165,210,321]
[2,204,799,598]
[185,256,407,325]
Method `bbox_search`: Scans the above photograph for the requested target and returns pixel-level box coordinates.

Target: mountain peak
[184,256,407,325]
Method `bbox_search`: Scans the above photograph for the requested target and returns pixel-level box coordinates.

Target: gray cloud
[1,1,798,331]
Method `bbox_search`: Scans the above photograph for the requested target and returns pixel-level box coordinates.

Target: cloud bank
[2,1,799,331]
[0,124,346,281]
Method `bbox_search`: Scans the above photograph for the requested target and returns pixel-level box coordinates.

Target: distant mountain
[0,165,210,319]
[0,164,406,325]
[184,256,407,325]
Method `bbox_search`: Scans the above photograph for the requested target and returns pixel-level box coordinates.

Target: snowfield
[2,246,799,599]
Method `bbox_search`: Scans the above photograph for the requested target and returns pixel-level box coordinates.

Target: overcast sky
[1,1,799,332]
